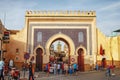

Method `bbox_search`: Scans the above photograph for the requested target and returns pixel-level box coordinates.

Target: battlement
[25,10,96,17]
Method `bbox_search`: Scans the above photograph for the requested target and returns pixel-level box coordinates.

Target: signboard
[3,31,10,40]
[24,52,30,60]
[3,31,10,43]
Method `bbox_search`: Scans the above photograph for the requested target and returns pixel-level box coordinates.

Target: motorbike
[4,65,9,76]
[8,68,20,80]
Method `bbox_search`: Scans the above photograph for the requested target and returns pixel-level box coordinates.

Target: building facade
[4,10,120,71]
[0,20,8,60]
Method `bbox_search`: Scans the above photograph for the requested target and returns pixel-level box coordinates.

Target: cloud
[95,1,120,35]
[99,1,120,12]
[0,0,120,36]
[0,0,39,29]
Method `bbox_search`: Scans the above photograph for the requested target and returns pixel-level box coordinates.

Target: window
[37,32,42,42]
[78,32,84,42]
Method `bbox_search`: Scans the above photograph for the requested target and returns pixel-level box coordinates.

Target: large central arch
[45,32,75,56]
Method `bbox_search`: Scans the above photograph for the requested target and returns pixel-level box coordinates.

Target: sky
[0,0,120,36]
[52,40,66,51]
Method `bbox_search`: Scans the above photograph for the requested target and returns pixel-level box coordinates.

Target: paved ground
[5,69,120,80]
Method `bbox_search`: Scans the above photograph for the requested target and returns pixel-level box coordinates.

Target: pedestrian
[46,62,50,76]
[57,63,60,74]
[64,63,68,76]
[53,62,57,75]
[0,58,5,80]
[106,65,111,77]
[73,63,78,75]
[8,59,14,70]
[110,65,115,76]
[60,63,63,74]
[69,64,73,75]
[61,62,64,74]
[95,62,99,71]
[28,62,34,80]
[22,61,27,71]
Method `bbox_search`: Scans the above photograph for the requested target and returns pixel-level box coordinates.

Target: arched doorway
[36,48,43,71]
[49,38,70,63]
[45,32,75,57]
[78,48,84,71]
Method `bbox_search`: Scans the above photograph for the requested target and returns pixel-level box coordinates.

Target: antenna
[4,12,6,27]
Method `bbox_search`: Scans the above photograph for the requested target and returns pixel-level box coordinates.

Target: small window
[37,32,42,42]
[15,56,19,60]
[78,32,84,42]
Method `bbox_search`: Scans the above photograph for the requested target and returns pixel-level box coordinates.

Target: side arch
[76,45,87,56]
[34,45,45,56]
[76,45,87,71]
[33,45,44,71]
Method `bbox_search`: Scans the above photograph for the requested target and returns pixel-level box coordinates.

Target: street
[17,69,120,80]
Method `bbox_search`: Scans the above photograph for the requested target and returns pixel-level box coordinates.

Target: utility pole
[110,37,114,66]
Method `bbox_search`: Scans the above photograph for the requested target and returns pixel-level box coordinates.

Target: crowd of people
[0,58,21,80]
[0,58,34,80]
[44,62,78,76]
[0,58,117,80]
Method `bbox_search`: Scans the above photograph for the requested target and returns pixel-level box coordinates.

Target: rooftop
[25,10,96,17]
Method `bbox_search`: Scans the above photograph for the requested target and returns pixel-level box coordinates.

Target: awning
[113,29,120,32]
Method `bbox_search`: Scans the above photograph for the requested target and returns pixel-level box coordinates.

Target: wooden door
[78,48,84,71]
[36,48,43,71]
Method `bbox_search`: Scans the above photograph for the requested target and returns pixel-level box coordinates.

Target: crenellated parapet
[25,10,96,17]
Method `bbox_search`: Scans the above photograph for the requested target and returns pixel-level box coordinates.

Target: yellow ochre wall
[97,28,120,68]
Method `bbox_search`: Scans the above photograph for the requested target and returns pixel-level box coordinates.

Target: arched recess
[34,45,44,55]
[34,45,44,71]
[76,45,86,71]
[76,45,87,56]
[45,32,75,56]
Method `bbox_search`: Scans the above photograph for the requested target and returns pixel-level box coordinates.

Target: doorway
[78,48,84,71]
[49,39,69,63]
[36,48,43,71]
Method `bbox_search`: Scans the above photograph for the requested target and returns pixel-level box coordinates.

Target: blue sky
[0,0,120,36]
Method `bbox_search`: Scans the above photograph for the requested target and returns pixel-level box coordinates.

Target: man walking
[28,62,34,80]
[0,58,5,80]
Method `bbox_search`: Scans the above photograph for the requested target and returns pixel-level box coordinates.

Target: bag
[45,64,48,71]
